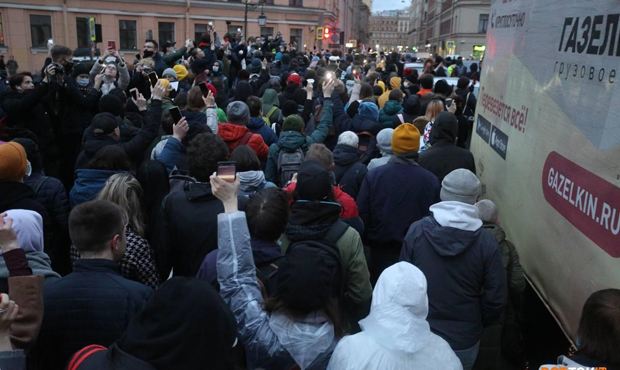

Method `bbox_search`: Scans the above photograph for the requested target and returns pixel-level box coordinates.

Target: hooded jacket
[265,99,333,182]
[378,100,403,129]
[247,116,277,146]
[217,211,337,370]
[327,262,462,370]
[419,112,476,181]
[400,201,506,350]
[393,95,421,127]
[333,144,367,199]
[261,88,282,124]
[217,123,269,161]
[332,97,382,136]
[69,169,121,207]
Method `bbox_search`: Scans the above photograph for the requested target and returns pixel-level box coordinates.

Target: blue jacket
[357,156,440,246]
[32,259,152,370]
[400,201,506,350]
[247,117,277,146]
[69,169,122,207]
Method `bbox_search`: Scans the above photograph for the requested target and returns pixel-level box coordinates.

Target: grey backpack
[276,147,304,186]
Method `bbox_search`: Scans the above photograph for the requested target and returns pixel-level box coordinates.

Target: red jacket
[283,182,359,219]
[217,123,269,160]
[417,88,433,97]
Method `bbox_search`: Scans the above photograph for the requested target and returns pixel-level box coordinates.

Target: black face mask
[143,50,155,58]
[63,61,74,74]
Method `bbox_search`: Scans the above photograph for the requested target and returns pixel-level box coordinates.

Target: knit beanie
[376,128,394,155]
[0,142,27,181]
[287,73,302,86]
[249,58,262,74]
[173,64,188,81]
[390,76,402,90]
[91,112,120,137]
[98,94,124,117]
[295,160,332,201]
[226,101,250,125]
[391,123,420,155]
[282,114,304,132]
[476,199,498,223]
[440,169,481,204]
[337,131,359,148]
[162,68,177,80]
[358,101,379,121]
[376,80,386,93]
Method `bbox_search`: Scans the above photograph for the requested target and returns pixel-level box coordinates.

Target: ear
[110,233,122,252]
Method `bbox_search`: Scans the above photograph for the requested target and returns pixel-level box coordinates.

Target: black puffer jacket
[31,259,152,370]
[333,144,367,199]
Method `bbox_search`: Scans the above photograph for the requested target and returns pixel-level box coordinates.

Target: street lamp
[244,0,266,42]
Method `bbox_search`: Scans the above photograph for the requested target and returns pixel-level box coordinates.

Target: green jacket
[265,99,333,182]
[378,100,403,128]
[279,225,372,332]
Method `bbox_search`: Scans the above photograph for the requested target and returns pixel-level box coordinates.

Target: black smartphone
[147,71,158,87]
[198,82,209,97]
[217,161,236,182]
[169,106,183,124]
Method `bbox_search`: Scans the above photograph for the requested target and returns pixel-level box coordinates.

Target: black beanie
[98,94,124,117]
[295,160,332,201]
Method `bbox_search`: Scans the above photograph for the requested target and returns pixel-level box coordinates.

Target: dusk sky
[372,0,410,12]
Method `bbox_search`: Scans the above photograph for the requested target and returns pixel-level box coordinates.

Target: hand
[185,39,195,49]
[44,63,57,78]
[447,100,457,114]
[0,214,19,253]
[322,79,335,98]
[210,173,239,213]
[132,91,147,111]
[172,117,189,141]
[94,73,104,89]
[151,80,166,101]
[305,82,313,98]
[0,293,19,351]
[202,90,216,108]
[261,58,267,70]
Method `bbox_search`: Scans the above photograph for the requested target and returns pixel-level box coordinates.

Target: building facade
[369,10,410,52]
[0,0,342,73]
[408,0,490,59]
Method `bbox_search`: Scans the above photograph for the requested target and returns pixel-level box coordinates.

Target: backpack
[463,92,475,123]
[276,147,304,186]
[230,131,254,152]
[285,220,349,299]
[67,344,107,370]
[357,131,379,165]
[264,106,279,127]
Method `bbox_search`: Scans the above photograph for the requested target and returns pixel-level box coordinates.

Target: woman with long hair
[420,99,445,152]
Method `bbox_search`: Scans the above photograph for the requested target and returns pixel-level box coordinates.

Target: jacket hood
[184,182,217,202]
[70,169,120,206]
[403,95,421,116]
[351,115,382,135]
[357,101,379,121]
[424,201,483,256]
[269,311,335,369]
[0,250,59,280]
[261,89,279,113]
[3,209,43,253]
[383,100,403,115]
[83,137,118,158]
[359,262,432,353]
[247,116,267,130]
[277,131,307,152]
[218,122,249,142]
[429,111,458,145]
[0,182,34,210]
[181,110,207,128]
[482,222,506,243]
[333,144,360,167]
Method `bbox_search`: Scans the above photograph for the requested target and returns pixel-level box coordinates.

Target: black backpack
[276,147,304,186]
[256,220,349,302]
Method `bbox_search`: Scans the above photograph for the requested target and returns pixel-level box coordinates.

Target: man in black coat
[31,200,152,370]
[419,111,476,182]
[333,131,367,199]
[161,133,231,277]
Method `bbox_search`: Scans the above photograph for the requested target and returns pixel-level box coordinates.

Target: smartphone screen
[107,40,116,50]
[445,98,453,108]
[130,88,138,100]
[217,161,236,182]
[198,82,210,97]
[169,106,183,124]
[148,72,158,87]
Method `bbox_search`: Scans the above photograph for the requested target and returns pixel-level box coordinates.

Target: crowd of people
[0,27,618,370]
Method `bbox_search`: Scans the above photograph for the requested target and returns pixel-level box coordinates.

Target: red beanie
[287,73,302,86]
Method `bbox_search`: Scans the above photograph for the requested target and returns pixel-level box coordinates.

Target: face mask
[143,50,154,58]
[76,77,89,87]
[212,66,219,73]
[25,161,32,177]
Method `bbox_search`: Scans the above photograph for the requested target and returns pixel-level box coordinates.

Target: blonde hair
[425,99,444,121]
[97,173,145,236]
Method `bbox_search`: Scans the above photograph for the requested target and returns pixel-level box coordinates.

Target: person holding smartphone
[88,44,129,96]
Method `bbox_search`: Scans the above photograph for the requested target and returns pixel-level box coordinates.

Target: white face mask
[25,160,32,177]
[213,66,219,72]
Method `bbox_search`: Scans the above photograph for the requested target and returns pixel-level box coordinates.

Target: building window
[290,28,302,46]
[76,17,91,48]
[289,0,303,7]
[261,27,274,38]
[0,14,5,46]
[119,20,137,50]
[264,0,274,4]
[30,14,52,48]
[228,25,243,35]
[158,22,175,44]
[478,14,489,33]
[195,24,208,41]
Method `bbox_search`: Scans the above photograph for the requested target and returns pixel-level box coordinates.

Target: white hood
[430,201,482,232]
[358,262,432,353]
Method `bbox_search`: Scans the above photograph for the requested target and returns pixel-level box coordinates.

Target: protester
[333,131,368,199]
[246,95,277,145]
[366,128,394,171]
[358,123,440,282]
[327,262,462,370]
[378,89,404,128]
[400,169,506,370]
[217,101,269,161]
[32,200,152,370]
[89,49,129,96]
[230,145,276,197]
[213,173,340,370]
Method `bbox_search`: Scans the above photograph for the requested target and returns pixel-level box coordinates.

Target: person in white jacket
[327,261,463,370]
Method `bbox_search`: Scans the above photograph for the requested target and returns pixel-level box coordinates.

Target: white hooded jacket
[327,262,462,370]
